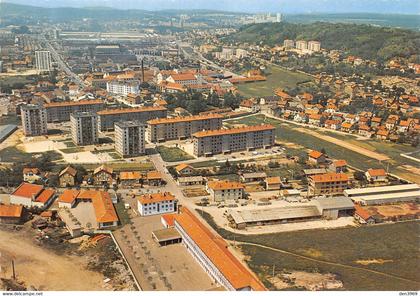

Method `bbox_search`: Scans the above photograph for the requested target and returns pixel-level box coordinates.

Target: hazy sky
[6,0,420,14]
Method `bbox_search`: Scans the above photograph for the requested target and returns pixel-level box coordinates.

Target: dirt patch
[295,127,390,161]
[269,271,343,291]
[399,165,420,175]
[182,188,209,198]
[356,259,394,265]
[299,248,323,258]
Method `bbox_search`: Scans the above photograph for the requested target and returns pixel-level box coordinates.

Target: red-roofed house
[0,204,24,224]
[10,183,55,209]
[308,150,326,165]
[365,169,388,183]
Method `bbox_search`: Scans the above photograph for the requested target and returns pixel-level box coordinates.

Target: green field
[227,115,419,182]
[237,65,313,97]
[81,161,154,172]
[0,147,62,163]
[156,146,194,162]
[199,210,420,291]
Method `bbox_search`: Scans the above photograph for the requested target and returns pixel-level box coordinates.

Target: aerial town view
[0,0,419,294]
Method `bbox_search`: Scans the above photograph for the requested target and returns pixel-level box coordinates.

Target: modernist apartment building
[106,80,140,96]
[35,50,52,72]
[192,125,275,157]
[283,39,295,49]
[147,114,223,143]
[295,40,308,50]
[137,192,177,216]
[308,173,349,196]
[21,104,48,136]
[70,111,98,146]
[45,100,104,122]
[173,208,266,291]
[308,41,321,52]
[114,121,146,157]
[97,106,167,131]
[206,180,245,202]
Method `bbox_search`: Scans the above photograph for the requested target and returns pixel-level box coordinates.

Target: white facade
[21,104,48,136]
[308,41,321,52]
[114,121,146,157]
[106,80,140,96]
[295,40,308,51]
[35,51,52,72]
[137,198,177,216]
[70,111,98,146]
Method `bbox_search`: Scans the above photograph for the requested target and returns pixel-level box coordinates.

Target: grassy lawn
[198,210,420,291]
[0,147,62,163]
[63,141,76,148]
[228,115,418,181]
[156,146,194,162]
[237,65,313,97]
[0,115,20,126]
[115,200,131,226]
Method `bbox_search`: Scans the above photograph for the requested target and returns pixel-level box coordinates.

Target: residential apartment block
[97,106,167,132]
[45,100,104,122]
[308,173,349,196]
[137,192,177,216]
[192,124,275,157]
[106,80,140,96]
[35,50,52,72]
[308,41,321,52]
[206,180,245,202]
[114,121,146,157]
[70,111,98,146]
[21,104,48,136]
[147,114,223,143]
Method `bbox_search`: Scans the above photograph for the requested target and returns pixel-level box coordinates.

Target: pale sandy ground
[19,139,67,153]
[295,127,390,161]
[61,151,114,164]
[0,228,106,291]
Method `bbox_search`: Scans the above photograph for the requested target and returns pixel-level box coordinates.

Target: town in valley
[0,0,419,293]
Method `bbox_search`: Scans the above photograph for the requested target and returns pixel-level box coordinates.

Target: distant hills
[224,22,420,62]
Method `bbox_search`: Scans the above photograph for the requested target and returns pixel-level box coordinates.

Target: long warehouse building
[192,124,275,157]
[45,100,105,122]
[344,184,420,205]
[147,114,223,143]
[97,106,167,131]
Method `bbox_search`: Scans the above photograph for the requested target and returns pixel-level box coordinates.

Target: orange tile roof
[169,73,197,81]
[120,171,141,180]
[148,114,223,125]
[35,189,55,204]
[265,176,281,185]
[45,99,103,108]
[23,167,40,174]
[58,189,79,204]
[367,168,387,177]
[310,173,349,183]
[77,190,119,223]
[354,205,373,220]
[207,180,245,190]
[175,163,193,173]
[161,213,176,227]
[97,106,166,116]
[308,150,324,159]
[0,204,23,218]
[138,192,176,205]
[11,183,44,199]
[146,170,163,180]
[174,208,266,291]
[193,124,274,138]
[333,160,347,167]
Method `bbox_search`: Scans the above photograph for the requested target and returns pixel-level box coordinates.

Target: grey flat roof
[344,184,420,196]
[314,196,355,210]
[351,191,420,202]
[229,206,321,224]
[114,120,144,128]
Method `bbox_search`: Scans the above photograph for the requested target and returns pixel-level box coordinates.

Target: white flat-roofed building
[308,41,321,52]
[106,80,140,96]
[70,111,98,146]
[344,184,420,205]
[137,192,177,216]
[114,121,145,157]
[35,51,52,72]
[21,104,48,136]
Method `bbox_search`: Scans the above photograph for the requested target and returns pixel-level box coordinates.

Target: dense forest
[224,22,420,63]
